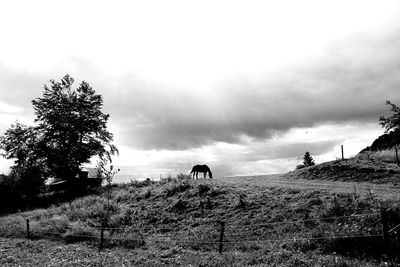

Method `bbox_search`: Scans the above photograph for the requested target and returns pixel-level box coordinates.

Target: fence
[12,203,400,255]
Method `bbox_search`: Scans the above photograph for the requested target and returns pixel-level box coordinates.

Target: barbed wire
[386,201,400,212]
[224,212,381,230]
[221,233,384,244]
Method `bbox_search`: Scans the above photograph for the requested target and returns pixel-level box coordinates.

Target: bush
[130,178,153,188]
[177,173,191,180]
[165,181,192,197]
[0,165,46,214]
[197,184,211,195]
[171,199,189,212]
[108,230,145,249]
[296,164,306,170]
[62,220,98,243]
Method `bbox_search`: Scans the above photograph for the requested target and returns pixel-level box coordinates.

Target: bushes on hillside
[0,166,46,213]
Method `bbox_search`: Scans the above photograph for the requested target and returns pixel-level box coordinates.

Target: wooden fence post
[341,145,344,160]
[99,224,104,252]
[219,221,225,254]
[380,206,389,250]
[26,219,30,240]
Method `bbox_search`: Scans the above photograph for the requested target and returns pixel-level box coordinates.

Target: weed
[144,189,152,199]
[177,173,191,180]
[198,184,211,195]
[171,199,189,212]
[165,181,192,197]
[62,220,98,243]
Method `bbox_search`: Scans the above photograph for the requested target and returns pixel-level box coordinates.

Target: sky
[0,0,400,182]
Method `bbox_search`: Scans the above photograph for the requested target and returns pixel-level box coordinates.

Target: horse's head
[209,171,213,179]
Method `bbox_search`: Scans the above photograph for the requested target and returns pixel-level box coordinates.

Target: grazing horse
[190,165,212,179]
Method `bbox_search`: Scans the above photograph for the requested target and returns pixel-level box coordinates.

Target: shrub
[62,220,98,243]
[130,178,153,188]
[165,181,192,197]
[108,230,145,249]
[236,193,247,209]
[171,199,189,212]
[197,184,211,195]
[0,215,25,237]
[177,173,191,180]
[144,189,152,199]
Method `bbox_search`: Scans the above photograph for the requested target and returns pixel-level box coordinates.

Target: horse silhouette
[190,164,212,179]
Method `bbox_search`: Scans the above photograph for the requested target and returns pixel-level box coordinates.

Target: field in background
[219,174,400,200]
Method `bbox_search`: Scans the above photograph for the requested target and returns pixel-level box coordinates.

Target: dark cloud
[103,29,400,150]
[0,66,45,110]
[1,29,399,152]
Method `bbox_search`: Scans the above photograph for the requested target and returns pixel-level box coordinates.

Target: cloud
[0,27,399,152]
[102,27,400,150]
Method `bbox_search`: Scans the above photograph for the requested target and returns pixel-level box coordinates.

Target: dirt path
[216,174,400,200]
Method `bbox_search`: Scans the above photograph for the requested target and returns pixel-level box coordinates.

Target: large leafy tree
[30,74,118,180]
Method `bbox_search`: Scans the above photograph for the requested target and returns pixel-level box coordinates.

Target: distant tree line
[0,75,117,213]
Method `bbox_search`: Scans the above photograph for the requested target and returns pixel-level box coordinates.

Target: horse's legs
[196,172,198,179]
[203,172,206,179]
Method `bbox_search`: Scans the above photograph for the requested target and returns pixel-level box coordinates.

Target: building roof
[81,167,103,179]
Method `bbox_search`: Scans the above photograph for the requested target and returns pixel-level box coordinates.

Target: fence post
[341,145,344,160]
[219,221,225,254]
[26,219,30,240]
[99,224,104,252]
[395,148,399,166]
[380,206,390,250]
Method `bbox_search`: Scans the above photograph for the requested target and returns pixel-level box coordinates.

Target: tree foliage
[0,74,117,184]
[30,74,118,180]
[380,100,400,133]
[303,151,315,167]
[0,122,44,168]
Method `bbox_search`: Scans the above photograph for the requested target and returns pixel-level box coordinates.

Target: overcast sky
[1,0,399,181]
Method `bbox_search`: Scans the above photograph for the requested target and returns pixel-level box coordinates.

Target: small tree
[380,100,400,133]
[303,151,315,167]
[380,100,400,165]
[0,122,47,195]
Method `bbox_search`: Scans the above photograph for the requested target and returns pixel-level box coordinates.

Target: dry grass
[1,173,400,265]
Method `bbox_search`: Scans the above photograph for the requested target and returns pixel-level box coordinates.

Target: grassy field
[1,174,400,266]
[0,236,389,266]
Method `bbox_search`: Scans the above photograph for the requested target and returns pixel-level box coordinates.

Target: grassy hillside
[286,151,400,185]
[1,176,400,266]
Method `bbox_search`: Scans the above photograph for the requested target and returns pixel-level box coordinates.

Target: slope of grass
[1,177,400,265]
[286,151,400,185]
